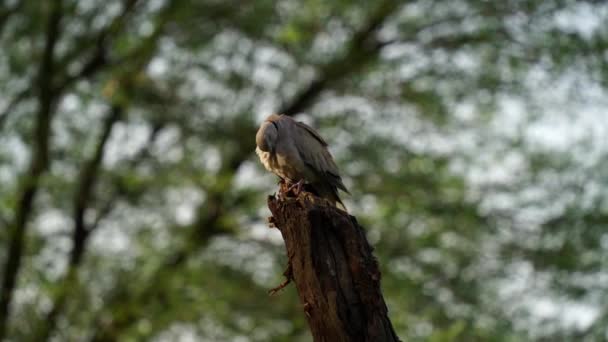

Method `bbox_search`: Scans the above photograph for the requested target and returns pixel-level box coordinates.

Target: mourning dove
[255,114,349,210]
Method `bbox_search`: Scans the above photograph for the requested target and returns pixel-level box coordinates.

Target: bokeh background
[1,0,608,341]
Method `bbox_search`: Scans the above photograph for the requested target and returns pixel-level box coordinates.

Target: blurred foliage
[0,0,607,341]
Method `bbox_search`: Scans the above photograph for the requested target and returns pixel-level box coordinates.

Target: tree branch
[55,0,140,93]
[0,0,63,338]
[33,105,123,341]
[267,188,400,342]
[88,178,239,342]
[0,0,139,134]
[32,0,177,334]
[0,0,22,39]
[71,106,123,265]
[279,0,401,115]
[0,88,30,132]
[87,120,165,234]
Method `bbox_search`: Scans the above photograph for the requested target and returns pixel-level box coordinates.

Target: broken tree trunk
[267,187,400,342]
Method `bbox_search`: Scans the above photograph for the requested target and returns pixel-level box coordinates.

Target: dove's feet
[287,179,305,196]
[277,181,288,201]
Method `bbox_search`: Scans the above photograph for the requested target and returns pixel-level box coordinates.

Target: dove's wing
[288,119,349,194]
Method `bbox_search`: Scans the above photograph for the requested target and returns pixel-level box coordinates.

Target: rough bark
[268,188,400,342]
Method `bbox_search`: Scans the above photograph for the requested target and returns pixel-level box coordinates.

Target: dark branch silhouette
[34,105,123,341]
[279,0,399,116]
[0,0,63,337]
[0,0,139,133]
[55,0,141,93]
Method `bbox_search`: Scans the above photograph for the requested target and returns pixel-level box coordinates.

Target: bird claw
[287,179,305,196]
[276,190,287,202]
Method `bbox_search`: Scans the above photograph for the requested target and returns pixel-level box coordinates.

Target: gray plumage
[255,114,349,209]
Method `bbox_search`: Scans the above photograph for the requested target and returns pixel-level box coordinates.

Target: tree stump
[267,187,400,342]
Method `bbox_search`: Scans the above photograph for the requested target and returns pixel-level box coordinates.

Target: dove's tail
[312,183,348,212]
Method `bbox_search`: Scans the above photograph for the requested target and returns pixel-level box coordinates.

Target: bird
[255,114,349,210]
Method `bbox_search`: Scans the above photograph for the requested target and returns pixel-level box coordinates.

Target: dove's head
[256,120,279,153]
